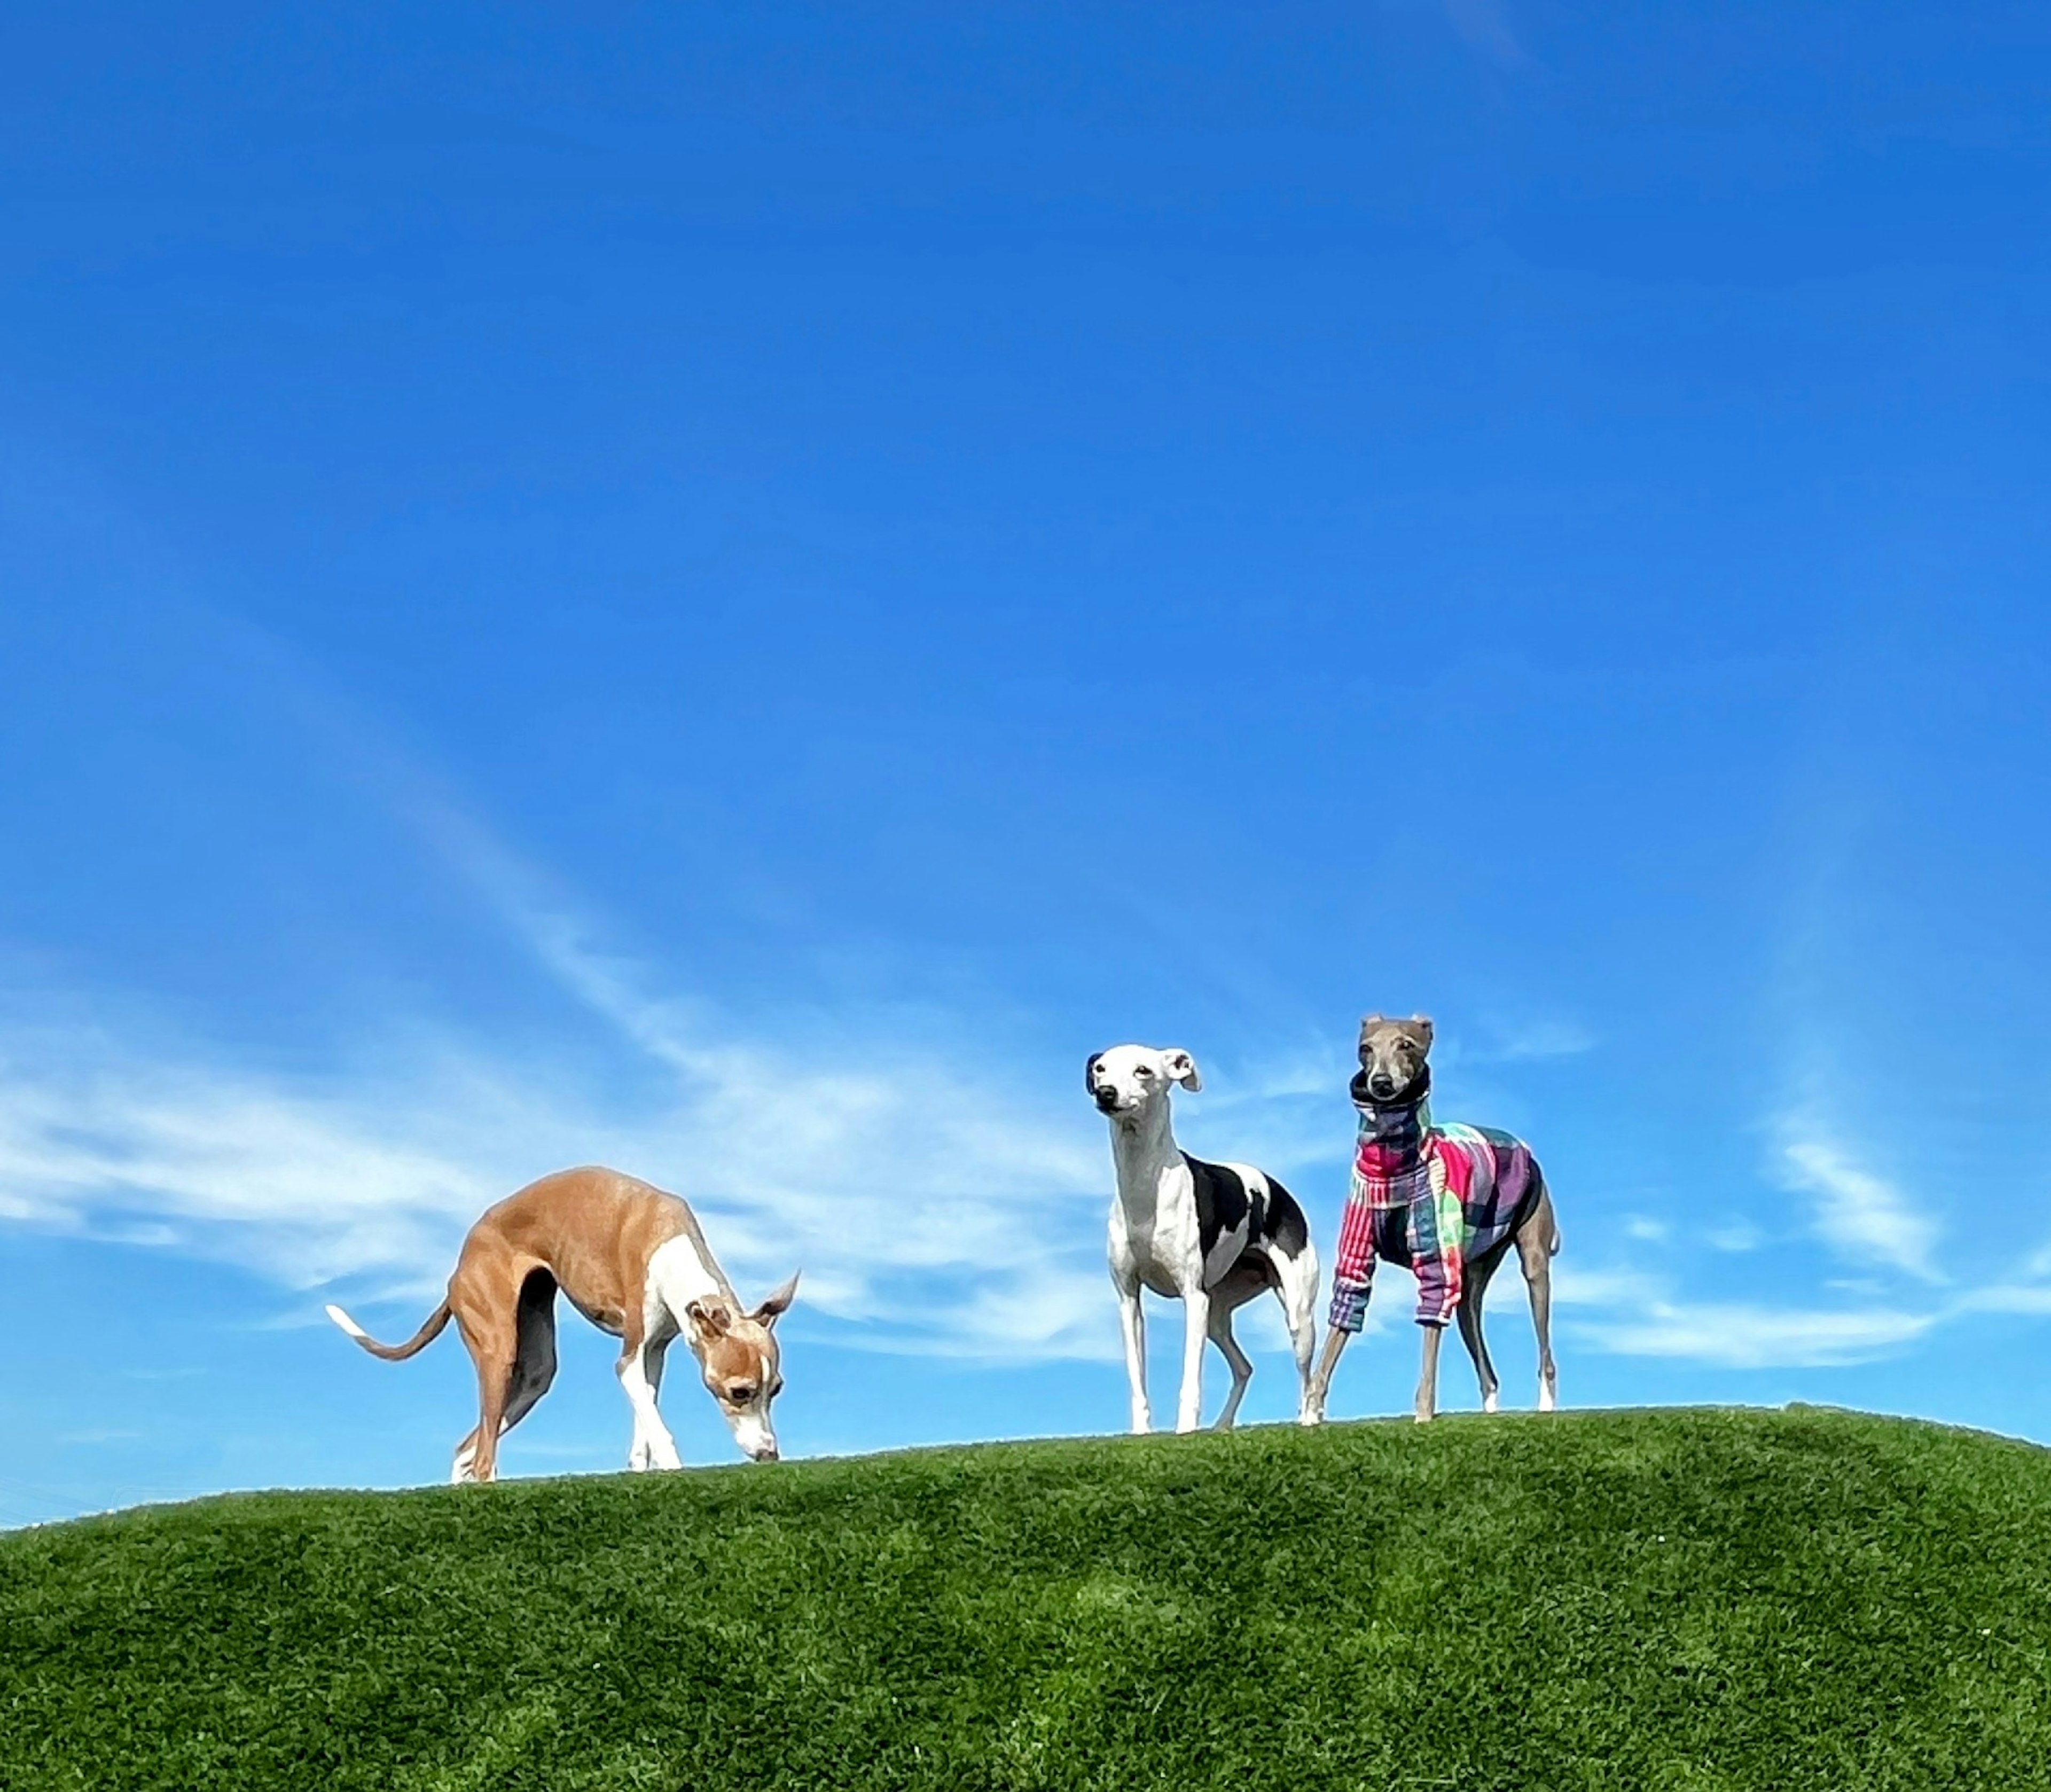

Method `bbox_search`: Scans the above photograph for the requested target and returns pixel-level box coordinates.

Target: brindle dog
[1308,1015,1560,1422]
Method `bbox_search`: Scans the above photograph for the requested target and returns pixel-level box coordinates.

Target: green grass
[3,1408,2049,1790]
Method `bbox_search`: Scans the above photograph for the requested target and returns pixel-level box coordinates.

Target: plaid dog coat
[1327,1069,1543,1333]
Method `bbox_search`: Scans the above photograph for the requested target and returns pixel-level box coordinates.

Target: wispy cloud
[1476,1017,1596,1062]
[0,998,1120,1359]
[1551,1254,1938,1369]
[4,612,2038,1390]
[0,620,1136,1363]
[1575,1300,1935,1370]
[1776,1131,1943,1283]
[1443,0,1526,67]
[1960,1284,2051,1317]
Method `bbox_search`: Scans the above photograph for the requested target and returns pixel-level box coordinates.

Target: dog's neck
[1350,1066,1434,1168]
[1106,1099,1180,1199]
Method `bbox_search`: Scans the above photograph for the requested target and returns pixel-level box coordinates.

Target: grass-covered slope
[3,1409,2049,1790]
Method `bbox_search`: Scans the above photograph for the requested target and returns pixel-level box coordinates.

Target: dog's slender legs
[1206,1303,1254,1430]
[623,1341,655,1471]
[618,1342,682,1471]
[1115,1279,1151,1434]
[1517,1192,1560,1412]
[1454,1293,1497,1413]
[1455,1255,1503,1414]
[498,1272,560,1437]
[1414,1324,1444,1423]
[465,1334,518,1483]
[1272,1253,1319,1425]
[451,1317,555,1484]
[636,1336,677,1467]
[1308,1325,1350,1424]
[1176,1288,1210,1433]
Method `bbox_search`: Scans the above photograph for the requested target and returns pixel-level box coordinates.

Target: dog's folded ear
[1161,1048,1201,1092]
[685,1299,733,1340]
[749,1271,801,1328]
[1410,1014,1435,1050]
[1085,1053,1102,1093]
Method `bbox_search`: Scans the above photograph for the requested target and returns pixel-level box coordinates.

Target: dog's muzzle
[1093,1088,1122,1113]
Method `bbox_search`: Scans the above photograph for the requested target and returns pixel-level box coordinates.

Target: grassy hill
[3,1407,2048,1790]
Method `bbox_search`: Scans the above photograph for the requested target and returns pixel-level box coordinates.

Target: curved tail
[325,1300,451,1361]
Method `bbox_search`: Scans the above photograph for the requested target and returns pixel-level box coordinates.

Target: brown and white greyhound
[327,1166,799,1482]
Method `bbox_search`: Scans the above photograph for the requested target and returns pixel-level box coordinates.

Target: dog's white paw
[1482,1391,1500,1415]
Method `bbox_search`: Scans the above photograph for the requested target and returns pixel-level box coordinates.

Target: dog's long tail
[325,1300,451,1362]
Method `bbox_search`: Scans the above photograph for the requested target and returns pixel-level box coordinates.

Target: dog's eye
[729,1383,758,1405]
[1134,1065,1154,1079]
[769,1378,785,1398]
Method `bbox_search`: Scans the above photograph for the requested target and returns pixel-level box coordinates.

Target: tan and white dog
[326,1166,799,1483]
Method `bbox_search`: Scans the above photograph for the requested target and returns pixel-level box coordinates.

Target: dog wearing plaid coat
[1306,1014,1560,1423]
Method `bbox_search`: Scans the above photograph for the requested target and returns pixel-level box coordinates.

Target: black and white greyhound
[1087,1045,1320,1432]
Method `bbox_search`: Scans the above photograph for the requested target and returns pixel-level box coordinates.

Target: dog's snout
[1368,1073,1396,1099]
[1093,1086,1120,1110]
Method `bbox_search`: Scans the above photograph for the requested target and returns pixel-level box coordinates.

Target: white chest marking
[645,1232,722,1335]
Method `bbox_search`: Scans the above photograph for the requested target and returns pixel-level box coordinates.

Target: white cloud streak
[1777,1132,1944,1283]
[1575,1301,1936,1370]
[3,630,2041,1384]
[0,1004,1124,1359]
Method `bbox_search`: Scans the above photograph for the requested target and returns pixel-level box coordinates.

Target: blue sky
[5,2,2051,1525]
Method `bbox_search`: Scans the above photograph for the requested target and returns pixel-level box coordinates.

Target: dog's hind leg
[1515,1183,1561,1412]
[1206,1301,1254,1430]
[498,1270,560,1438]
[1266,1247,1320,1425]
[458,1316,519,1484]
[1455,1251,1504,1413]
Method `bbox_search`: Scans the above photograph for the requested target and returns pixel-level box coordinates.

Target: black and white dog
[1088,1045,1320,1433]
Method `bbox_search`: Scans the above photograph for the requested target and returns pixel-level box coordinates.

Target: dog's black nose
[1094,1087,1120,1110]
[1368,1074,1396,1099]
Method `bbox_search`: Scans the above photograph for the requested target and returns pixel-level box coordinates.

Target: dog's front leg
[1175,1287,1209,1433]
[1307,1325,1351,1424]
[617,1344,683,1471]
[1115,1280,1152,1434]
[1414,1325,1444,1423]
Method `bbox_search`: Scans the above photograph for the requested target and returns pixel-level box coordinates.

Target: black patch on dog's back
[1258,1177,1309,1257]
[1185,1156,1311,1280]
[1182,1154,1250,1262]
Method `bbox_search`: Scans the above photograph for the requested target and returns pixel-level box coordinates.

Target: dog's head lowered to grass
[1357,1014,1434,1104]
[1085,1044,1201,1120]
[683,1272,799,1462]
